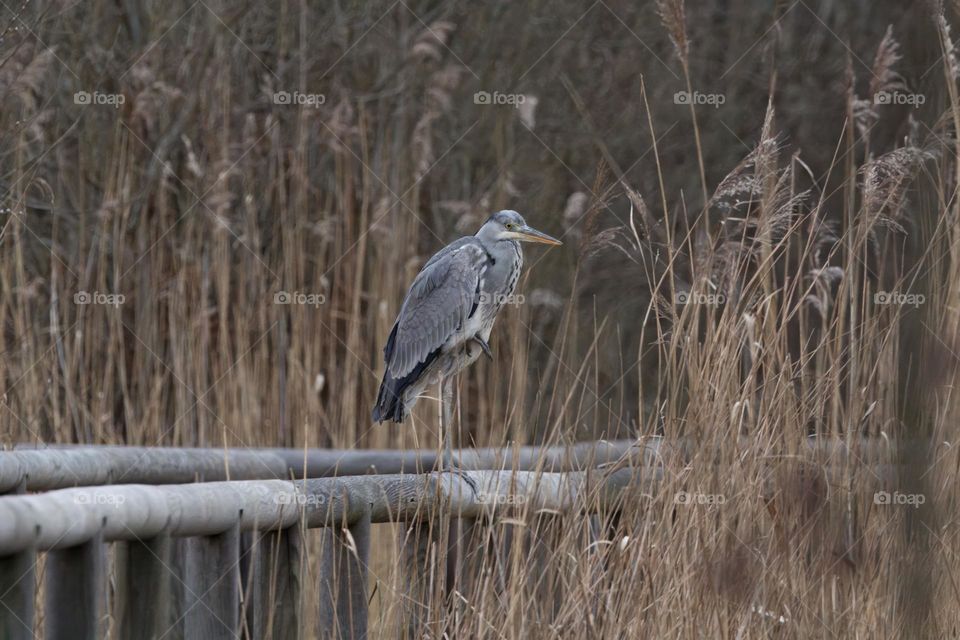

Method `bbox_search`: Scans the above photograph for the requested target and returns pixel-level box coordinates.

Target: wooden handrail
[0,435,931,640]
[0,440,653,492]
[0,466,657,639]
[0,435,921,493]
[0,467,657,555]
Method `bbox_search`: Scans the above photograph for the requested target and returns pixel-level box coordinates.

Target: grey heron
[372,210,561,467]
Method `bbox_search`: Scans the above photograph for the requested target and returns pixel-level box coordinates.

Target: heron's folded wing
[388,243,486,378]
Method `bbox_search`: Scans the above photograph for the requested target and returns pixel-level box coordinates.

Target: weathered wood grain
[167,537,189,640]
[43,534,105,640]
[1,436,921,495]
[0,547,34,640]
[246,525,303,640]
[0,479,304,553]
[398,516,437,639]
[318,511,371,640]
[0,466,684,556]
[115,534,174,640]
[0,440,652,492]
[0,478,33,640]
[184,523,241,639]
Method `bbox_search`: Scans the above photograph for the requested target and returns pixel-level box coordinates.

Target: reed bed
[1,0,958,637]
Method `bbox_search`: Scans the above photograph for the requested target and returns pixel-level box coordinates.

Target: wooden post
[114,535,173,640]
[44,534,105,640]
[448,515,485,600]
[166,536,189,640]
[399,516,441,639]
[0,479,33,640]
[0,548,35,640]
[318,513,370,640]
[247,526,303,640]
[184,523,240,639]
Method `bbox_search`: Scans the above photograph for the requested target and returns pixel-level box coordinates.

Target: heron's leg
[440,375,455,469]
[473,335,493,361]
[437,375,477,496]
[436,376,446,466]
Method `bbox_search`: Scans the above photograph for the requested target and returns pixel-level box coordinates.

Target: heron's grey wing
[387,242,487,378]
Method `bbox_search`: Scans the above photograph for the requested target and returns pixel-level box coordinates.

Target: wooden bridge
[0,440,657,640]
[0,437,913,639]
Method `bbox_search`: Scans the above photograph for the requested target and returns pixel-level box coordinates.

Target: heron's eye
[505,223,515,230]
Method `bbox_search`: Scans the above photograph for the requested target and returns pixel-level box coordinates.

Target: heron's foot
[437,459,479,496]
[473,335,493,361]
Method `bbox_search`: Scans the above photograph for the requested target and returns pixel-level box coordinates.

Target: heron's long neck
[485,239,521,266]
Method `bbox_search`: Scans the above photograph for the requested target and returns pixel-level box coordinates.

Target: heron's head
[477,210,562,246]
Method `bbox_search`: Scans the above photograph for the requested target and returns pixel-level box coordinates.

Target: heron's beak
[515,225,562,245]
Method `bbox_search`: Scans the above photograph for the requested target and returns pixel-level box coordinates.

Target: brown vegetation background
[2,0,960,636]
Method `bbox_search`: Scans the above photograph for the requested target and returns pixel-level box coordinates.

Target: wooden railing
[0,441,652,640]
[0,436,915,639]
[0,440,650,491]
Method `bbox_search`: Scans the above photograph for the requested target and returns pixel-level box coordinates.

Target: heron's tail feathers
[372,373,406,424]
[372,346,442,424]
